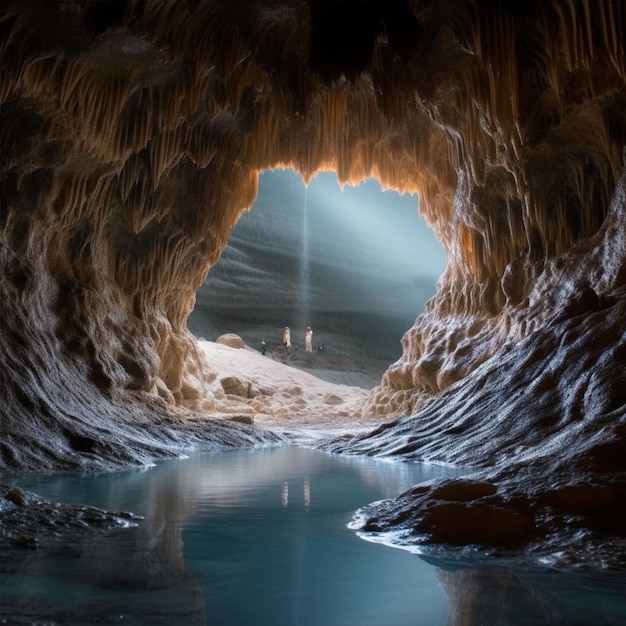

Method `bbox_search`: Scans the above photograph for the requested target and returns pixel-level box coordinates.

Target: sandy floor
[189,308,408,387]
[201,338,388,433]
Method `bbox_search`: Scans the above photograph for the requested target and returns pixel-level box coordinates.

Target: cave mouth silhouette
[189,166,447,382]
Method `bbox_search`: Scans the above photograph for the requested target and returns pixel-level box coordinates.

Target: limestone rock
[220,376,251,398]
[216,334,247,349]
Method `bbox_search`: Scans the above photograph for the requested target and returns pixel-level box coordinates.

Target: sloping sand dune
[201,340,377,431]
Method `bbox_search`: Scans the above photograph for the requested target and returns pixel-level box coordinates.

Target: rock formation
[1,0,626,561]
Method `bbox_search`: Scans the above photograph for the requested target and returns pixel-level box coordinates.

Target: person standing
[260,339,267,355]
[283,327,291,351]
[305,326,313,352]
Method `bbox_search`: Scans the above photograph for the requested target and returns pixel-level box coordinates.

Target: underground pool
[2,446,625,625]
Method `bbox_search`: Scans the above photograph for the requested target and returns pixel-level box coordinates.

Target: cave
[2,0,626,613]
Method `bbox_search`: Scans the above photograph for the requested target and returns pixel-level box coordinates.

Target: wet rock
[416,501,537,547]
[543,483,626,532]
[431,479,497,501]
[358,478,538,549]
[0,484,143,551]
[13,536,39,549]
[5,488,26,506]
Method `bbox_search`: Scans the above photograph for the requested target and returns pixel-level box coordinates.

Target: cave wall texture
[1,0,626,470]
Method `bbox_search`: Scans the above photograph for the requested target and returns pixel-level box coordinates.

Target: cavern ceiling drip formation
[1,0,625,454]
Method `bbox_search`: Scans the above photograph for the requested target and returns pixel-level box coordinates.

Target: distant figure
[305,326,313,352]
[260,339,267,355]
[283,327,291,350]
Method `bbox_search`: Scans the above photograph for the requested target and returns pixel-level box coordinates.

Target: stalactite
[1,0,626,425]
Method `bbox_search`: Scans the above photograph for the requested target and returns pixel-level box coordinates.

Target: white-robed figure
[283,326,291,349]
[305,326,313,352]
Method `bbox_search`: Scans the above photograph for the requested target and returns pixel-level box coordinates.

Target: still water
[3,446,626,625]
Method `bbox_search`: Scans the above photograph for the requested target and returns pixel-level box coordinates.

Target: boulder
[220,376,251,398]
[216,334,246,349]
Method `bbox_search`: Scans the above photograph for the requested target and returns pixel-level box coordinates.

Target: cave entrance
[188,168,446,387]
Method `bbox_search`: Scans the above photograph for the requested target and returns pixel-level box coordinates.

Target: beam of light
[198,167,447,317]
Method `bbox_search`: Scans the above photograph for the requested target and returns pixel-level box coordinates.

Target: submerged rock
[0,485,142,551]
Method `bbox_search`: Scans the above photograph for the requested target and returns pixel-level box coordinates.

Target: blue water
[3,446,626,625]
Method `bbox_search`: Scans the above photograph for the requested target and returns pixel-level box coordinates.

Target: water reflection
[4,447,626,625]
[434,563,626,625]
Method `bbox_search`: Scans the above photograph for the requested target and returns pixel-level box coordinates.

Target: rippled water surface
[3,446,626,625]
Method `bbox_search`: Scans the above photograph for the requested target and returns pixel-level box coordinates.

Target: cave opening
[188,167,447,389]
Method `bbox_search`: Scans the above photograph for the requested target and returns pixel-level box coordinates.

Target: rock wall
[1,1,625,467]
